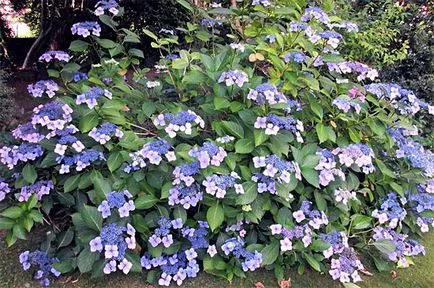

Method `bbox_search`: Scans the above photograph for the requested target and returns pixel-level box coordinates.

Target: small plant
[0,1,433,287]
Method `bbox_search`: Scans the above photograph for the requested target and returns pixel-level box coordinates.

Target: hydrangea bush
[1,0,434,287]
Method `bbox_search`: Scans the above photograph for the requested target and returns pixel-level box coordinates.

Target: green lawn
[1,231,433,288]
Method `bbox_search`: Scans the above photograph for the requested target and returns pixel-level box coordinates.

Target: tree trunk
[21,0,50,69]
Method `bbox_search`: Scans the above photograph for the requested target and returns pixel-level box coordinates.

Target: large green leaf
[79,205,102,232]
[77,248,100,273]
[207,204,224,231]
[235,139,254,154]
[135,194,159,210]
[261,240,280,266]
[221,121,244,138]
[236,181,258,205]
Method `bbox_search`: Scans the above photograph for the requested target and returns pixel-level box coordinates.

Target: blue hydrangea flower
[27,80,59,98]
[76,87,112,109]
[19,250,60,287]
[0,143,44,170]
[39,51,70,62]
[153,110,205,138]
[71,21,101,37]
[218,70,249,88]
[98,190,135,218]
[95,0,120,16]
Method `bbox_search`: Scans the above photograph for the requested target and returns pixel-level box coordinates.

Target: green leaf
[310,102,323,120]
[373,240,396,255]
[13,225,27,240]
[57,230,74,248]
[135,194,159,210]
[214,97,231,110]
[235,139,254,154]
[254,130,268,147]
[375,159,396,179]
[1,207,23,219]
[310,239,331,252]
[64,174,81,193]
[301,168,320,188]
[315,123,328,143]
[207,204,224,231]
[97,39,117,49]
[343,283,362,288]
[79,205,102,232]
[351,214,372,230]
[302,155,320,169]
[22,164,37,184]
[79,111,99,133]
[0,218,15,229]
[177,0,193,12]
[314,191,327,211]
[221,121,244,138]
[304,253,321,272]
[69,40,89,52]
[107,151,123,172]
[77,248,100,273]
[261,241,279,265]
[348,128,361,143]
[236,182,258,205]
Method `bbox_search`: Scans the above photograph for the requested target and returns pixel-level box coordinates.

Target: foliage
[337,0,411,67]
[0,71,16,127]
[1,1,434,287]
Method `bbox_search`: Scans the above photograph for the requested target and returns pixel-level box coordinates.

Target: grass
[1,230,433,288]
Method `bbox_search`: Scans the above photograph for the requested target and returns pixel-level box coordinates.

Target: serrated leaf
[79,205,102,232]
[261,241,279,265]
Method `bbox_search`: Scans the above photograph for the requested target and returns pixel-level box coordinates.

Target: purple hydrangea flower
[18,180,54,202]
[95,0,120,16]
[71,21,101,37]
[218,70,249,88]
[27,80,59,98]
[89,122,123,144]
[19,250,60,286]
[76,87,112,109]
[153,110,205,138]
[32,101,73,131]
[39,51,71,63]
[247,83,286,105]
[188,142,227,169]
[0,143,44,170]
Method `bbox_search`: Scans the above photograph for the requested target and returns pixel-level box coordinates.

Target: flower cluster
[188,142,227,169]
[0,143,44,170]
[19,250,61,287]
[200,18,223,28]
[73,72,88,82]
[71,21,101,37]
[247,83,286,105]
[334,188,357,206]
[56,149,105,174]
[0,179,10,201]
[76,87,112,109]
[254,114,304,142]
[181,221,210,249]
[172,161,200,186]
[149,217,183,248]
[141,249,200,286]
[270,223,313,250]
[408,191,434,232]
[221,237,262,272]
[388,128,434,177]
[216,135,235,144]
[332,97,362,114]
[89,122,123,144]
[153,110,205,138]
[293,200,329,229]
[230,43,245,52]
[327,61,379,81]
[95,0,120,16]
[252,155,301,195]
[270,203,328,251]
[284,52,306,63]
[332,144,376,174]
[126,139,176,172]
[218,70,249,88]
[168,183,203,209]
[321,231,364,283]
[18,180,54,202]
[372,227,425,267]
[52,126,85,155]
[12,122,44,143]
[98,190,135,218]
[365,83,434,115]
[252,0,271,6]
[202,173,244,198]
[301,7,330,24]
[32,101,73,131]
[372,193,407,229]
[38,51,71,63]
[89,223,136,274]
[27,80,59,98]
